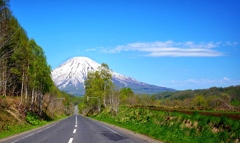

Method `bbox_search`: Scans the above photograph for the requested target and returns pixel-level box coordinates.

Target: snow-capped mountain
[51,57,175,96]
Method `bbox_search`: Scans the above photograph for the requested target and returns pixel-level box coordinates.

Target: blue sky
[10,0,240,90]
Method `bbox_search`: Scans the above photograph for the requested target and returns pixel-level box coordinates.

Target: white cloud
[223,77,230,81]
[85,48,98,52]
[93,41,238,57]
[163,77,240,90]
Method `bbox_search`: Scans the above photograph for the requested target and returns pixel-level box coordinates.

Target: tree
[10,26,29,104]
[0,0,12,52]
[84,63,113,111]
[0,0,12,96]
[0,0,72,119]
[98,63,113,107]
[109,89,120,114]
[120,87,134,105]
[192,95,207,109]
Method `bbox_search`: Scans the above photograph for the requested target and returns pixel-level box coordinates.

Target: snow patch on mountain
[51,57,174,95]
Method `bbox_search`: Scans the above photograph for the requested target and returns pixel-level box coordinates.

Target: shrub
[218,131,229,142]
[26,112,40,125]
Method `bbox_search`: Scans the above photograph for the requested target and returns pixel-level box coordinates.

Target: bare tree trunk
[103,96,106,107]
[19,71,24,106]
[0,60,7,96]
[24,64,29,102]
[2,66,6,96]
[111,90,119,114]
[38,93,43,115]
[30,71,36,110]
[3,69,7,96]
[24,84,28,101]
[30,88,34,110]
[103,85,107,107]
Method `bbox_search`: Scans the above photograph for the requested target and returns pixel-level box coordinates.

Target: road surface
[0,115,156,143]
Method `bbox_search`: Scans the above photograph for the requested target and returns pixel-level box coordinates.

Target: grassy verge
[132,106,240,120]
[0,114,67,139]
[91,106,240,143]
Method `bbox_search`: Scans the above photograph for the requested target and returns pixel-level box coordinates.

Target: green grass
[0,122,46,139]
[91,107,240,143]
[0,115,67,139]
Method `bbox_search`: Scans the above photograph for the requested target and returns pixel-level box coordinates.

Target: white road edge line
[11,133,34,143]
[68,138,73,143]
[35,129,43,133]
[93,120,120,135]
[11,123,56,143]
[45,124,56,129]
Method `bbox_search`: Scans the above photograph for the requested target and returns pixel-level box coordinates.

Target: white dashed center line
[73,129,76,133]
[68,138,73,143]
[75,115,77,125]
[68,115,78,143]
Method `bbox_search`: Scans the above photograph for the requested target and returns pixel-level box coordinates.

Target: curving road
[0,115,155,143]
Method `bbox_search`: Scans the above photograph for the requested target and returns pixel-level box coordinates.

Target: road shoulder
[87,116,164,143]
[0,116,70,143]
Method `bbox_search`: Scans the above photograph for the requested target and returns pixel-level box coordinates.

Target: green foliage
[208,116,220,124]
[153,86,240,111]
[218,131,229,142]
[231,100,240,106]
[0,0,75,120]
[193,95,207,107]
[0,113,66,139]
[154,85,240,102]
[1,0,54,98]
[26,112,40,125]
[84,63,113,109]
[93,107,240,143]
[120,88,134,105]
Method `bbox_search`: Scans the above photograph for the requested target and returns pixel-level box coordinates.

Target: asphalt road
[0,115,151,143]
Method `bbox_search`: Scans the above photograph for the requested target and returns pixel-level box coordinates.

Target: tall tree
[84,63,113,110]
[0,0,69,118]
[0,0,11,96]
[120,87,134,105]
[98,63,113,107]
[0,0,12,53]
[10,25,29,104]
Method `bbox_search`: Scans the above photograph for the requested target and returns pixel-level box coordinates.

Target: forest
[0,0,78,137]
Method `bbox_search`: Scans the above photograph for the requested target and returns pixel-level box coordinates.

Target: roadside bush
[26,112,40,125]
[218,130,229,142]
[208,116,220,125]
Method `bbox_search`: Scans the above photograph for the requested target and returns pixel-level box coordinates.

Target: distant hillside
[152,85,240,111]
[153,85,240,101]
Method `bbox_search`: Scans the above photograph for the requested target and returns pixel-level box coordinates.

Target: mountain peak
[62,56,99,67]
[51,57,175,95]
[70,56,94,61]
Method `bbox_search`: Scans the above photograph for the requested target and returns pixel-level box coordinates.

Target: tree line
[0,0,74,118]
[79,63,160,115]
[80,62,240,114]
[153,86,240,111]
